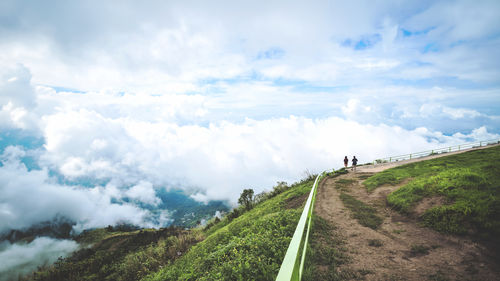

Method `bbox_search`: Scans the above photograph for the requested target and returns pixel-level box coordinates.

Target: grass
[335,179,357,192]
[409,244,430,256]
[302,216,351,281]
[363,145,500,238]
[368,239,383,247]
[357,173,374,180]
[363,169,412,192]
[358,268,374,276]
[428,270,449,281]
[339,193,383,229]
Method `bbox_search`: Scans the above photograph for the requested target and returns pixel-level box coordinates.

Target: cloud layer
[0,237,78,281]
[0,59,498,237]
[0,146,160,234]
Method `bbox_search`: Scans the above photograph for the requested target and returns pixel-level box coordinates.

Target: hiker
[344,156,348,169]
[352,156,358,171]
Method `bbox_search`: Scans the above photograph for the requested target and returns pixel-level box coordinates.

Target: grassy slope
[28,178,315,281]
[363,145,500,238]
[30,227,202,281]
[144,178,315,281]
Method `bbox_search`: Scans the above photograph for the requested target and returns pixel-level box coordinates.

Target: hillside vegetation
[144,177,315,280]
[29,226,203,281]
[364,145,500,239]
[28,176,317,281]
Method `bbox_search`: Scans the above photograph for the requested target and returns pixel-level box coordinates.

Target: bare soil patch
[413,196,447,217]
[284,192,308,209]
[314,167,500,280]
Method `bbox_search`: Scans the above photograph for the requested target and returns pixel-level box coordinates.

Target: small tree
[238,188,254,210]
[253,191,268,204]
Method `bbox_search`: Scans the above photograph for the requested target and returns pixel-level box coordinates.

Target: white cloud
[0,63,497,209]
[0,0,497,92]
[125,181,161,206]
[0,147,167,234]
[0,64,40,131]
[190,193,210,205]
[442,106,482,120]
[420,103,482,120]
[0,64,36,109]
[0,237,78,281]
[34,103,500,205]
[342,99,372,117]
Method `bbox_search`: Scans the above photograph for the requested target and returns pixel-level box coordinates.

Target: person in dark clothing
[352,156,358,171]
[344,156,348,169]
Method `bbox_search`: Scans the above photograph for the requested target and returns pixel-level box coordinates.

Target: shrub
[368,239,383,247]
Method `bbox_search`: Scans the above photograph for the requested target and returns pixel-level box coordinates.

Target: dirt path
[314,145,500,281]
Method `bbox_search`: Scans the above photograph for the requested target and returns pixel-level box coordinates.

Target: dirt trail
[314,145,500,281]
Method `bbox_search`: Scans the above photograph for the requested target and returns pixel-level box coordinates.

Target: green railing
[276,137,500,280]
[275,171,326,281]
[373,138,500,164]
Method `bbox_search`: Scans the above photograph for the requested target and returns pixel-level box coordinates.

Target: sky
[1,0,500,276]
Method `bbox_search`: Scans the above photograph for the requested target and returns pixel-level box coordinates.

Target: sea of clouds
[1,64,498,236]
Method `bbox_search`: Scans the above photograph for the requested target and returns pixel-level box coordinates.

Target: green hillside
[364,145,500,239]
[29,226,204,281]
[144,179,313,281]
[28,176,317,281]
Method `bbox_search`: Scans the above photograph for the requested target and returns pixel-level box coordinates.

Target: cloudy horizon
[1,0,500,276]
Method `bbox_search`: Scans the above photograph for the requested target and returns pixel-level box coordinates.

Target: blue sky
[1,0,500,242]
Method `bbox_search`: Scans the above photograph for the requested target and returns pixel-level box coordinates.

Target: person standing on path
[344,156,349,169]
[352,156,358,171]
